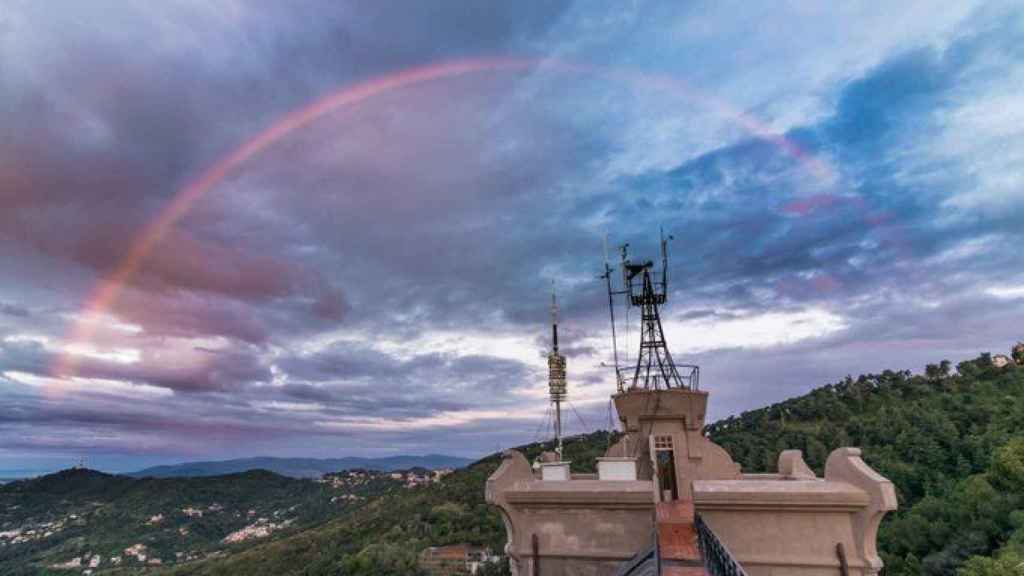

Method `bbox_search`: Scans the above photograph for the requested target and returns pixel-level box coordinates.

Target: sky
[1,1,1023,475]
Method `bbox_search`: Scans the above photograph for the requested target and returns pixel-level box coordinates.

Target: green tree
[1012,343,1024,365]
[991,438,1024,491]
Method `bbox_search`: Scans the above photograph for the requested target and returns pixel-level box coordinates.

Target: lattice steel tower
[606,230,699,391]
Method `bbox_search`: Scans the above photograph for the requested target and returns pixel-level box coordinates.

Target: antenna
[547,282,567,459]
[620,243,632,367]
[619,243,630,300]
[660,227,673,295]
[602,236,625,392]
[550,281,559,352]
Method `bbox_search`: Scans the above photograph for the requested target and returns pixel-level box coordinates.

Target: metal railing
[612,542,657,576]
[625,366,699,392]
[695,514,748,576]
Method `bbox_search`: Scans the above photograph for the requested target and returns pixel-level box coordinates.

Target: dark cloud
[0,303,30,318]
[275,344,535,418]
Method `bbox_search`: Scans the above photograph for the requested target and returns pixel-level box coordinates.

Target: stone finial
[825,448,897,575]
[604,436,629,458]
[485,450,534,567]
[777,450,817,479]
[485,450,533,505]
[539,451,560,463]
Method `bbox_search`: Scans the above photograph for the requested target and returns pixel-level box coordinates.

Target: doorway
[654,435,679,501]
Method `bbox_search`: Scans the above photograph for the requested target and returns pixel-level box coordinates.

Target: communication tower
[603,229,699,391]
[548,284,567,459]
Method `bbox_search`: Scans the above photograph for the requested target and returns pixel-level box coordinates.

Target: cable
[531,403,553,444]
[567,400,590,433]
[543,405,555,451]
[606,397,617,451]
[625,304,631,374]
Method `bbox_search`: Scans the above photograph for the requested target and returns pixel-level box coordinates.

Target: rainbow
[53,57,834,382]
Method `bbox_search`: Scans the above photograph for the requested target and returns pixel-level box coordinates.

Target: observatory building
[486,238,896,576]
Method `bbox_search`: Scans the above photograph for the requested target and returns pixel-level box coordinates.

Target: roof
[420,543,473,560]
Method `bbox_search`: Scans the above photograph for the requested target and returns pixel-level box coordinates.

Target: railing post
[531,533,539,576]
[836,542,850,576]
[654,528,661,575]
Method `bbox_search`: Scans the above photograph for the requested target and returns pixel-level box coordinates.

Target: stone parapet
[486,450,656,576]
[694,448,896,576]
[694,479,871,510]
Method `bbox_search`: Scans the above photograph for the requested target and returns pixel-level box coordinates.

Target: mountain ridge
[128,454,473,479]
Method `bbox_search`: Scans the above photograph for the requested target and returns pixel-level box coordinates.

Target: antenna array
[548,284,567,458]
[601,229,699,391]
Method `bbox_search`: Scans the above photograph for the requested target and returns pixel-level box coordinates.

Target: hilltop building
[487,241,897,575]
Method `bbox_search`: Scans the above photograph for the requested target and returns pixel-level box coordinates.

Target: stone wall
[486,451,655,576]
[696,448,897,576]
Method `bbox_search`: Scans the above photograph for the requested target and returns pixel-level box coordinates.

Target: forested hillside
[162,431,619,576]
[0,468,407,575]
[707,350,1024,576]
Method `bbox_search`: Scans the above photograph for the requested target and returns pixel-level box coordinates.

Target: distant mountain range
[127,454,473,479]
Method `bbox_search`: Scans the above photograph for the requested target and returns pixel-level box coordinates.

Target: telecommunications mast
[600,236,626,392]
[548,283,567,459]
[603,229,699,391]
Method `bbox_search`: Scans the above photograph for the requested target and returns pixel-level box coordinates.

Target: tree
[957,551,1024,576]
[477,558,512,576]
[341,543,424,576]
[991,438,1024,493]
[959,517,1024,576]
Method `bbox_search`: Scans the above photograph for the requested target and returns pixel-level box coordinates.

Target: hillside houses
[318,467,454,490]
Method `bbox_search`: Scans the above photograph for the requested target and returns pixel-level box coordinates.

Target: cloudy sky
[2,1,1023,475]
